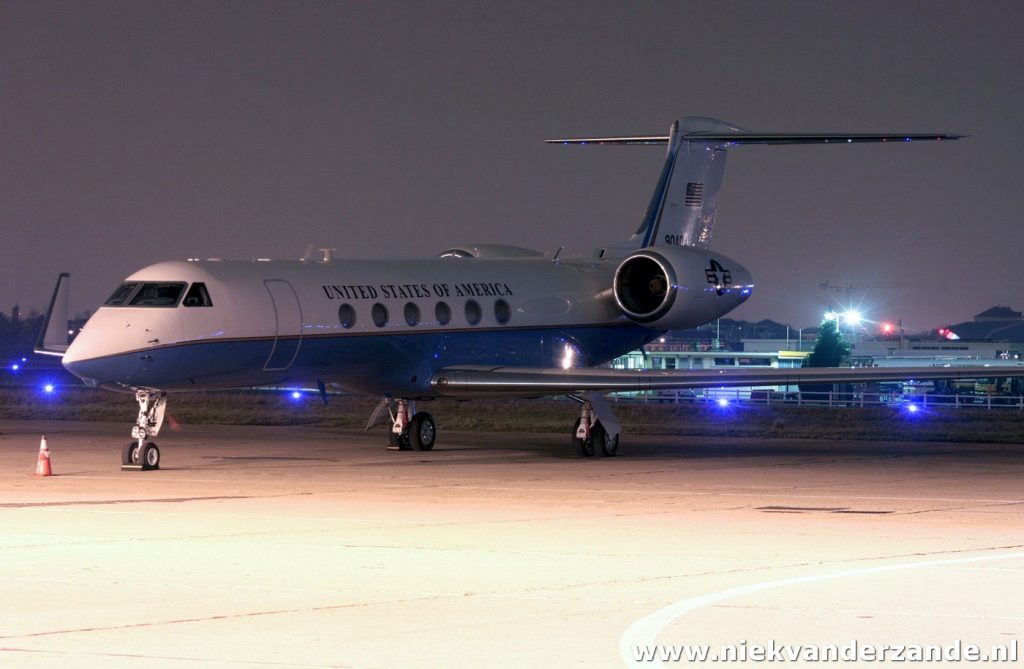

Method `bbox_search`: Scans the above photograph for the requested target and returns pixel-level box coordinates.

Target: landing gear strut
[123,389,166,471]
[569,394,621,458]
[386,398,436,451]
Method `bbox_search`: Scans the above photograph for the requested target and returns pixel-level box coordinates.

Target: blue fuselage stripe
[65,323,661,397]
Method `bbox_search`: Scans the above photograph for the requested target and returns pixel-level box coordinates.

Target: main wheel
[571,418,596,457]
[141,442,160,470]
[408,413,436,451]
[599,425,619,457]
[122,440,138,466]
[123,441,160,469]
[389,427,412,450]
[590,421,607,458]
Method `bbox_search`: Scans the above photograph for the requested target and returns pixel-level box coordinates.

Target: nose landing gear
[122,389,166,471]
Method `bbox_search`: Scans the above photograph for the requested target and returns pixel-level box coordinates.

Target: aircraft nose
[61,311,132,385]
[62,317,111,364]
[62,328,102,384]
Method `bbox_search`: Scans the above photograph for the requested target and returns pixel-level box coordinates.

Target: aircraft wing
[430,364,1024,398]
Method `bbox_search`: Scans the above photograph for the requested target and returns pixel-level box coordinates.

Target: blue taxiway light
[901,402,925,417]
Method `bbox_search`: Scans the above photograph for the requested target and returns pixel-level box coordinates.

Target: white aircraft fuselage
[62,245,754,397]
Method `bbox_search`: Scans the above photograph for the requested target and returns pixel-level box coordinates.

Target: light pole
[842,309,861,346]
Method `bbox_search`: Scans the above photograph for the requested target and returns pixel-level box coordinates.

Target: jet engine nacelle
[612,246,753,330]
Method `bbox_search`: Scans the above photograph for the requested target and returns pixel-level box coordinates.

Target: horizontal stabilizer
[34,273,70,357]
[547,133,963,146]
[548,116,963,252]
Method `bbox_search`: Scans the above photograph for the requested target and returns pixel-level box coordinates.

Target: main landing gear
[369,394,620,457]
[386,398,436,451]
[122,389,166,471]
[569,394,621,458]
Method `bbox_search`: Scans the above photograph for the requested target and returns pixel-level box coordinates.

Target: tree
[801,317,851,397]
[806,317,850,368]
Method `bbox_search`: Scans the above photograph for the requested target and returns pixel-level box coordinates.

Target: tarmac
[1,419,1022,668]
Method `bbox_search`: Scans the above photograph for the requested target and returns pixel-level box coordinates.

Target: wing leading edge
[431,365,1024,398]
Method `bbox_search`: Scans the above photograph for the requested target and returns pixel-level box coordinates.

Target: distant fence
[614,389,1024,410]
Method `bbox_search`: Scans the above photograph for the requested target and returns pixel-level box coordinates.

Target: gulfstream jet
[36,116,996,469]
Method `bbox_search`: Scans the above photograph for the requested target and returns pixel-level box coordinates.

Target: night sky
[3,1,1022,331]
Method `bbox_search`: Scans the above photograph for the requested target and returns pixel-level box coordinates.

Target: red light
[881,323,894,333]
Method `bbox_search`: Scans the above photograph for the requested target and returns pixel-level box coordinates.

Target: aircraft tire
[600,426,619,457]
[409,413,436,451]
[122,441,137,466]
[141,442,160,470]
[591,421,607,458]
[571,418,596,457]
[388,430,411,450]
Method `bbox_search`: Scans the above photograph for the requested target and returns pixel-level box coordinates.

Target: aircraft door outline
[263,279,303,371]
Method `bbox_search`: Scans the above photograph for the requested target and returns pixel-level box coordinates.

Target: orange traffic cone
[35,436,53,476]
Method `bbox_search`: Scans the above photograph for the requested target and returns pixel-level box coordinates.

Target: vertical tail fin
[548,117,960,251]
[631,117,737,249]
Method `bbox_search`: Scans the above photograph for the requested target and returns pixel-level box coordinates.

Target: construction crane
[819,280,923,297]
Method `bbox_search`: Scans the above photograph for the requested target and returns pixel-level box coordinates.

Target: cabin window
[404,302,420,327]
[128,282,187,307]
[465,300,482,325]
[104,282,139,306]
[338,303,356,329]
[182,282,213,307]
[371,303,388,328]
[435,302,451,326]
[494,299,511,324]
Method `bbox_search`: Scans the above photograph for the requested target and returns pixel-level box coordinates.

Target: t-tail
[548,116,962,250]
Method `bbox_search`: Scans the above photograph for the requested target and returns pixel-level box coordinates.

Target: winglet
[34,273,71,357]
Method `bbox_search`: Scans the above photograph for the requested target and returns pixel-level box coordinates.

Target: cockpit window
[128,282,187,307]
[182,282,213,307]
[104,282,139,306]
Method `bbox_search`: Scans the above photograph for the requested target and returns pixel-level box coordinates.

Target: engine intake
[613,247,752,329]
[614,253,675,321]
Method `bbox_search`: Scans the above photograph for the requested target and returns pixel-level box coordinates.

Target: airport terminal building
[613,307,1024,401]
